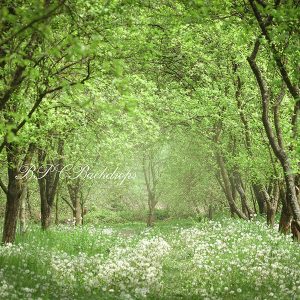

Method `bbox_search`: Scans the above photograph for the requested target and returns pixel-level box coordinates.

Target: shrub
[154,209,170,221]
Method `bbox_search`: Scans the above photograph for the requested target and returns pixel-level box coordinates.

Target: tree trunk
[38,140,64,230]
[26,187,33,219]
[38,171,54,230]
[41,203,51,229]
[147,209,154,227]
[282,163,300,239]
[2,143,35,244]
[19,184,27,234]
[74,198,81,225]
[67,179,82,226]
[81,192,86,225]
[262,181,280,228]
[70,194,82,226]
[248,41,300,240]
[55,189,59,225]
[39,175,52,230]
[143,151,160,227]
[215,152,247,220]
[234,172,254,219]
[2,163,23,243]
[216,172,235,217]
[279,203,292,234]
[252,184,266,214]
[147,194,156,227]
[266,202,276,227]
[291,220,300,241]
[278,185,292,234]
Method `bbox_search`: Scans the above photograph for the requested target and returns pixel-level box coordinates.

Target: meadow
[1,218,299,300]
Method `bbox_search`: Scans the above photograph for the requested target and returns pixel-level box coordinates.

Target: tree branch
[249,0,300,102]
[0,0,66,48]
[61,196,75,212]
[143,154,151,195]
[273,85,285,149]
[0,177,8,194]
[0,59,92,154]
[247,42,283,160]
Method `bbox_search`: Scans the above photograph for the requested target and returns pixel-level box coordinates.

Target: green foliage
[84,209,125,224]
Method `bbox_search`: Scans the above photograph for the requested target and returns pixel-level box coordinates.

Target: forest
[0,0,299,299]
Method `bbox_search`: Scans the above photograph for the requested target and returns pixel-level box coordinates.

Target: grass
[0,218,300,299]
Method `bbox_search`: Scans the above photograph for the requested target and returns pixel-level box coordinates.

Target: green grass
[0,218,300,299]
